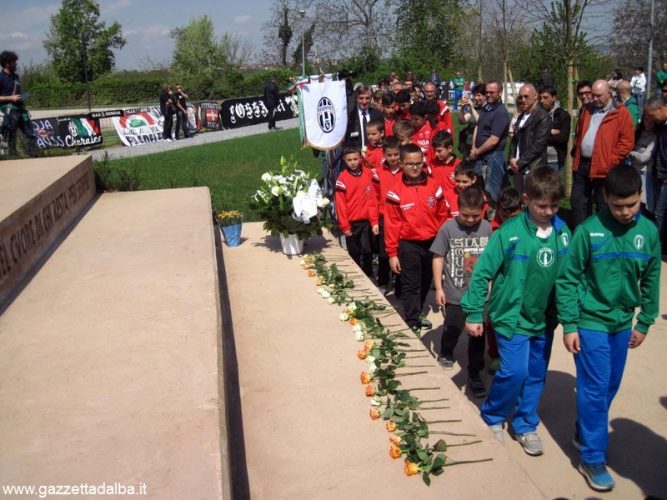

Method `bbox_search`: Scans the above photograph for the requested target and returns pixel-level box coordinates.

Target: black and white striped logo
[317,97,335,133]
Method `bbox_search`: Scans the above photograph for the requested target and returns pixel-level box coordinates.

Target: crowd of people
[332,69,665,493]
[159,83,191,141]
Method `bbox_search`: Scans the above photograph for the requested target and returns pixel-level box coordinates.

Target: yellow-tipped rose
[389,445,402,459]
[404,460,420,476]
[349,318,357,326]
[389,434,401,445]
[369,408,381,420]
[307,270,316,277]
[386,420,397,432]
[360,372,372,384]
[364,340,374,352]
[357,350,367,360]
[365,385,375,397]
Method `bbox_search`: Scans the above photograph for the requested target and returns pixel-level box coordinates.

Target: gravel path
[91,118,300,161]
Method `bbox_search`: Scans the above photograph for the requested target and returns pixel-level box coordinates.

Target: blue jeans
[481,331,553,434]
[655,181,667,248]
[574,328,632,464]
[454,89,463,110]
[475,150,508,203]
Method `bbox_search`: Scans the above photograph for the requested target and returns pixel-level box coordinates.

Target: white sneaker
[516,431,544,456]
[489,424,505,443]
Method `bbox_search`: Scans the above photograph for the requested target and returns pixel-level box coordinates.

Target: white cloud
[105,0,133,13]
[0,32,29,41]
[125,24,171,39]
[234,15,250,24]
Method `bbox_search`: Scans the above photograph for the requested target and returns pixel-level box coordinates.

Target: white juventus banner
[299,75,347,151]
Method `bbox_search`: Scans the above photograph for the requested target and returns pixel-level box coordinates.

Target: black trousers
[267,106,277,129]
[163,111,173,140]
[174,110,190,139]
[440,303,485,376]
[398,239,434,328]
[346,220,373,277]
[570,158,607,228]
[374,217,391,287]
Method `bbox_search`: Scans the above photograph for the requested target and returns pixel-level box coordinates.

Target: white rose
[339,312,349,322]
[271,186,283,196]
[353,329,365,341]
[320,290,331,299]
[261,172,272,182]
[327,297,336,304]
[346,302,357,313]
[366,355,376,365]
[368,363,378,374]
[317,197,330,208]
[370,396,383,407]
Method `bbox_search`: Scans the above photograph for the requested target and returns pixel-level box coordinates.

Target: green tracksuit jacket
[461,211,571,338]
[556,210,661,334]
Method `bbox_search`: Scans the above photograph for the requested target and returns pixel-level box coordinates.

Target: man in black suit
[263,76,280,130]
[509,83,550,194]
[345,84,382,148]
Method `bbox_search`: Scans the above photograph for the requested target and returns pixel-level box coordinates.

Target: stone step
[0,156,96,308]
[0,187,229,500]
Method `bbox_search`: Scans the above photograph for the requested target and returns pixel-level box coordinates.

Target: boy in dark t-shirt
[431,186,493,397]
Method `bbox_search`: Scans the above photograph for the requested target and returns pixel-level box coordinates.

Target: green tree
[292,23,315,72]
[44,0,126,83]
[278,6,293,67]
[170,15,228,98]
[395,0,465,72]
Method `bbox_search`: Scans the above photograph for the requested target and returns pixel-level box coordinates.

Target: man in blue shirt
[469,80,510,204]
[0,51,38,157]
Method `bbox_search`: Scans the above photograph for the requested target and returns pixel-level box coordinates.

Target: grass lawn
[96,128,321,220]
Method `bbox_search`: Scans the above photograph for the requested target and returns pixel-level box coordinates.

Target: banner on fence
[186,103,201,133]
[198,102,221,130]
[111,107,164,146]
[298,76,347,150]
[30,114,103,150]
[220,92,296,129]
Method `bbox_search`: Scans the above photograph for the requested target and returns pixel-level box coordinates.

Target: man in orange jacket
[571,79,634,228]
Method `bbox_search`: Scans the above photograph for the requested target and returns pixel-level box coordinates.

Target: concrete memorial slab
[0,156,95,308]
[0,188,228,500]
[222,222,544,499]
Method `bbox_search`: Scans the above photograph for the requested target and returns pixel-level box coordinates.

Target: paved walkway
[91,119,300,161]
[226,223,667,499]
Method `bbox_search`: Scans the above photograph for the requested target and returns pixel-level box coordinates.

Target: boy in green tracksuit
[462,166,570,456]
[556,165,661,492]
[461,167,570,456]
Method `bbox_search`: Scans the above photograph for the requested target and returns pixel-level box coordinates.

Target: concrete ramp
[0,187,228,499]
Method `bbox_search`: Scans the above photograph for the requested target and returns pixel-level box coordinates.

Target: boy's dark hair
[458,185,486,210]
[382,135,401,151]
[395,89,411,104]
[0,51,18,69]
[576,80,592,92]
[454,162,477,179]
[366,119,384,133]
[432,130,453,149]
[409,100,428,117]
[524,166,565,201]
[341,142,362,157]
[604,165,642,198]
[400,143,423,161]
[541,86,557,97]
[472,82,486,95]
[497,187,522,213]
[424,99,439,116]
[381,92,396,106]
[393,119,414,138]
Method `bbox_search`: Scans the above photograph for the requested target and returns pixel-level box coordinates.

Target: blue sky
[1,0,274,70]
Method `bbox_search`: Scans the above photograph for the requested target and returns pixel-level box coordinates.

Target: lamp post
[646,0,655,99]
[81,33,92,111]
[299,9,306,76]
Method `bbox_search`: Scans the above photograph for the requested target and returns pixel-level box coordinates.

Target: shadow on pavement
[537,370,579,463]
[608,417,667,498]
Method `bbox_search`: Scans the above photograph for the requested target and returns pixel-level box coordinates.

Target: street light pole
[646,0,655,99]
[299,9,306,76]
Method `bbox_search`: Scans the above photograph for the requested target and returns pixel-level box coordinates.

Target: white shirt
[631,73,646,93]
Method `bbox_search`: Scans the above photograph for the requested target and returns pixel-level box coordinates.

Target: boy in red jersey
[444,163,480,218]
[382,92,398,136]
[373,136,403,293]
[385,144,449,333]
[393,120,414,146]
[429,130,460,191]
[363,119,385,170]
[335,144,380,277]
[410,101,435,165]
